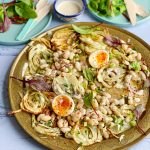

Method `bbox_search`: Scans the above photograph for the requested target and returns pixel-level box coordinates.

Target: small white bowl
[54,0,85,22]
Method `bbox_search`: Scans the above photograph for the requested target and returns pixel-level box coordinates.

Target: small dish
[54,0,85,22]
[0,0,52,46]
[85,0,150,27]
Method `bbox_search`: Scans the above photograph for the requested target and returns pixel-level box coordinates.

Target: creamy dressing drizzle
[56,1,82,16]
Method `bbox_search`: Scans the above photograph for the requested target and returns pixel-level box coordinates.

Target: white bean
[139,71,146,81]
[76,100,84,109]
[63,50,70,59]
[75,62,81,71]
[99,106,107,115]
[102,92,111,99]
[134,98,140,103]
[98,122,105,129]
[91,84,97,91]
[79,76,84,83]
[142,65,147,71]
[88,119,99,126]
[57,119,68,128]
[37,114,51,122]
[102,128,109,139]
[91,99,99,109]
[69,52,75,60]
[61,127,71,133]
[137,53,142,60]
[53,52,59,58]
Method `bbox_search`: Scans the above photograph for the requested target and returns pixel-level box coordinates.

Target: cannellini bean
[57,51,62,55]
[123,60,130,65]
[96,95,101,102]
[99,106,107,115]
[75,62,81,71]
[122,44,128,50]
[61,67,68,73]
[76,100,84,109]
[93,91,97,98]
[134,98,140,103]
[88,119,99,126]
[55,62,60,69]
[91,114,98,119]
[118,98,125,105]
[121,104,135,110]
[103,116,113,124]
[142,65,147,71]
[71,111,82,122]
[144,79,150,88]
[91,84,97,91]
[40,64,49,69]
[104,106,112,115]
[40,59,47,65]
[57,119,68,128]
[91,99,99,109]
[37,114,51,122]
[53,52,59,58]
[125,116,131,123]
[137,53,142,60]
[136,90,144,96]
[125,75,132,83]
[124,48,131,54]
[63,50,70,59]
[139,71,147,81]
[79,76,84,83]
[128,97,134,105]
[81,108,86,115]
[101,97,108,106]
[45,68,52,76]
[69,52,75,60]
[61,127,71,133]
[102,92,111,99]
[98,122,105,129]
[128,53,137,61]
[102,128,109,139]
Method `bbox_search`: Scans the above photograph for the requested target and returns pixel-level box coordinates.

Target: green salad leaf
[88,0,126,17]
[0,6,4,22]
[83,92,93,108]
[72,24,93,35]
[15,2,37,19]
[17,0,33,7]
[7,6,17,18]
[83,68,94,82]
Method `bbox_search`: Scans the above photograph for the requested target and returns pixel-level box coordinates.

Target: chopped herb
[109,63,116,68]
[83,68,94,82]
[130,120,136,127]
[83,92,93,108]
[64,83,69,87]
[130,61,141,72]
[95,87,102,93]
[45,120,52,127]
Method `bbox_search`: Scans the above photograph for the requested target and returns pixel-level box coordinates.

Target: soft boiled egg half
[89,50,109,68]
[52,95,75,116]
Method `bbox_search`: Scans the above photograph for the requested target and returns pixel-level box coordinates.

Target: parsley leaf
[83,68,94,82]
[130,61,141,72]
[83,92,93,108]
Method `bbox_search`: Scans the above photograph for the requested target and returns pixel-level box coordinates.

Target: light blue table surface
[0,2,150,150]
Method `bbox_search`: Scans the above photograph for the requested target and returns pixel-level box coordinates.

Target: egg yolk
[96,52,107,64]
[53,95,72,116]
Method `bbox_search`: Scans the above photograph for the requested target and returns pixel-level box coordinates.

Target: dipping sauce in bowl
[56,1,82,16]
[54,0,85,21]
